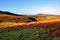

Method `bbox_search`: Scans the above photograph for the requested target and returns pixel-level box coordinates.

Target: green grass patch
[0,27,59,40]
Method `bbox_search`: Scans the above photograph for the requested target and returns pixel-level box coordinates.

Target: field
[0,12,60,40]
[0,21,60,40]
[0,27,60,40]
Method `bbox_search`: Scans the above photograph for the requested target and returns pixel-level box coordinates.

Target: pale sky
[0,0,60,15]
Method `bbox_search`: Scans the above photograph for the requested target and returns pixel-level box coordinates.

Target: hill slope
[0,11,60,40]
[0,11,37,23]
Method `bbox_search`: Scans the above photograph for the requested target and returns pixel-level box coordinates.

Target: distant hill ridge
[0,11,23,16]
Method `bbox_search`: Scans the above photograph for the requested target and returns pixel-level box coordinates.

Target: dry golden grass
[0,14,60,40]
[0,15,60,29]
[36,16,60,22]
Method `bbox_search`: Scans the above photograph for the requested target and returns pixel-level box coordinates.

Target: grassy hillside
[0,26,60,40]
[36,16,60,21]
[0,11,37,23]
[0,11,60,40]
[0,27,50,40]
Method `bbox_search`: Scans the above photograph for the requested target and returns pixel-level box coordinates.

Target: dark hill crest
[0,11,23,16]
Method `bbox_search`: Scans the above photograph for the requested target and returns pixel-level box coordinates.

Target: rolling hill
[0,11,60,40]
[0,11,37,23]
[0,11,60,27]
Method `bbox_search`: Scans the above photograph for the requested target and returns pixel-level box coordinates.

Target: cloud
[35,7,59,15]
[19,7,60,15]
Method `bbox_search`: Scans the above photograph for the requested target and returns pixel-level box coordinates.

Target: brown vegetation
[0,11,60,38]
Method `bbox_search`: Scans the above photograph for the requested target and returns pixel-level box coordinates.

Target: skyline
[0,0,60,15]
